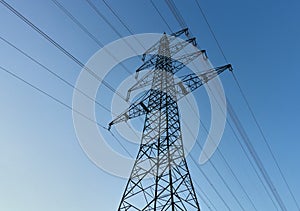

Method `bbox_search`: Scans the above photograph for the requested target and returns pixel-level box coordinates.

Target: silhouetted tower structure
[109,29,232,211]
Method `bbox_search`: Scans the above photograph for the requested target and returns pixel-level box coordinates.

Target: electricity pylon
[108,29,232,211]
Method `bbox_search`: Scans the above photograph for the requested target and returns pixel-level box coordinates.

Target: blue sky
[0,0,299,210]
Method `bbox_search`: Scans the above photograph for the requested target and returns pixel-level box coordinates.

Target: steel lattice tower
[109,29,232,211]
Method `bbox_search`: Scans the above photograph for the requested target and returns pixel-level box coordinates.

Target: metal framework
[109,29,232,211]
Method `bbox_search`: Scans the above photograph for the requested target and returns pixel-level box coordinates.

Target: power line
[84,0,143,59]
[192,0,298,208]
[194,181,218,211]
[183,96,258,210]
[188,154,231,210]
[181,118,246,210]
[202,75,280,210]
[109,130,133,157]
[51,0,155,114]
[194,189,214,211]
[101,0,134,35]
[0,60,139,162]
[164,0,188,33]
[51,0,136,77]
[85,0,122,38]
[193,0,228,63]
[228,99,288,210]
[0,64,106,130]
[232,72,300,210]
[149,0,173,33]
[0,34,147,158]
[1,31,146,160]
[203,70,284,210]
[51,0,104,47]
[50,3,153,144]
[101,0,146,51]
[202,81,280,210]
[0,35,111,114]
[0,0,126,101]
[50,0,155,148]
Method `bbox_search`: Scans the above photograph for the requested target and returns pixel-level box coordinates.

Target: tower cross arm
[171,50,207,74]
[126,70,154,101]
[137,37,197,73]
[127,50,207,101]
[175,64,232,99]
[108,90,151,130]
[127,50,206,102]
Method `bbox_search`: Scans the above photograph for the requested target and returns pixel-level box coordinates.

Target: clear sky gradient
[0,0,299,210]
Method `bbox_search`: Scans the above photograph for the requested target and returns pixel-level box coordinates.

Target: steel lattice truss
[108,30,231,211]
